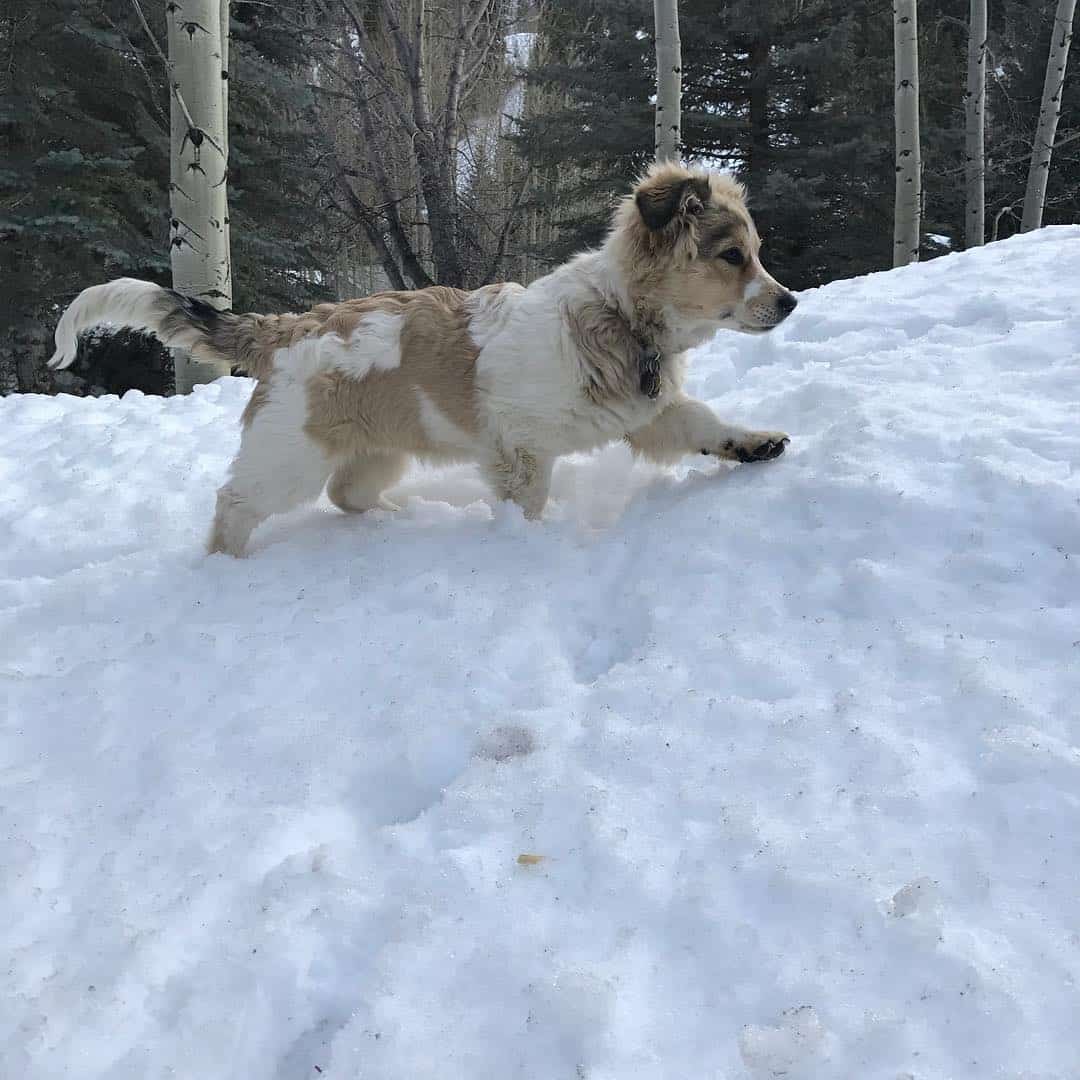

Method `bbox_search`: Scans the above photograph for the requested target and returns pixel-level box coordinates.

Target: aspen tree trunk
[964,0,987,247]
[167,0,232,392]
[894,0,920,265]
[893,0,922,266]
[1021,0,1077,232]
[219,0,231,277]
[653,0,682,162]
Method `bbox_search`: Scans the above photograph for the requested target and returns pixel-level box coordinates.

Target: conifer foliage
[0,1,330,393]
[517,0,1079,290]
[1,0,1076,392]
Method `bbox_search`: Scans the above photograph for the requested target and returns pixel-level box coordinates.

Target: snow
[3,227,1080,1080]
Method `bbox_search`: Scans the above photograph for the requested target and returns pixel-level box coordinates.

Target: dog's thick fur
[50,163,798,556]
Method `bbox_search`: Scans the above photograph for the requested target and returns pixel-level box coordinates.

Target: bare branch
[337,0,418,134]
[444,0,492,155]
[352,76,434,288]
[380,0,419,78]
[97,11,169,127]
[482,166,533,285]
[128,0,196,132]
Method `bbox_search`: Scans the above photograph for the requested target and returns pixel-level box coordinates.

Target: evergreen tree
[1,0,172,391]
[0,0,332,394]
[993,0,1080,236]
[517,0,1073,287]
[227,2,334,314]
[517,0,907,289]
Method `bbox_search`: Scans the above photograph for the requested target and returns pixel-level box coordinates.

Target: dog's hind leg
[208,379,334,556]
[327,452,408,513]
[208,485,264,558]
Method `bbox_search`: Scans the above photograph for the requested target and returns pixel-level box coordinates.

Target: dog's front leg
[627,395,789,465]
[484,446,555,519]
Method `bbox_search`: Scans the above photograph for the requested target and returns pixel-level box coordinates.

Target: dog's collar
[637,344,663,399]
[629,303,668,400]
[630,326,664,399]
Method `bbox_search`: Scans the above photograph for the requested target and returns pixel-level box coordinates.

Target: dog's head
[612,162,797,335]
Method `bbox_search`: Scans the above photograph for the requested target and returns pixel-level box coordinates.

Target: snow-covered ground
[3,228,1079,1080]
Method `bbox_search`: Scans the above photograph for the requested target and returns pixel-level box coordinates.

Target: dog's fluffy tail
[49,278,266,376]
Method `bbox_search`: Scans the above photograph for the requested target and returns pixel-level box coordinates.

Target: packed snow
[3,227,1079,1080]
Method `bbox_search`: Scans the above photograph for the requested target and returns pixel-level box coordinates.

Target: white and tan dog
[50,162,797,556]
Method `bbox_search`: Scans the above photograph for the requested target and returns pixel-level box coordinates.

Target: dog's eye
[719,247,744,266]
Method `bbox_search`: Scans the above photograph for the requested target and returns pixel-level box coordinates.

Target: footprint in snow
[477,724,536,762]
[888,876,936,918]
[738,1005,827,1079]
[884,876,944,944]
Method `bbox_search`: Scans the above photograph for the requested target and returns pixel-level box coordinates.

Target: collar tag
[639,349,662,399]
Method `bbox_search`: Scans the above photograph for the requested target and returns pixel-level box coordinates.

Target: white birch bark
[893,0,922,266]
[167,0,232,392]
[1021,0,1077,232]
[219,0,231,278]
[653,0,682,162]
[964,0,987,248]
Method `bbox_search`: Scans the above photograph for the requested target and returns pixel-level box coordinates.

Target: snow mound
[3,228,1079,1079]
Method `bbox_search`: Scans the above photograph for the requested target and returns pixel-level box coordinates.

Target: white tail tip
[49,343,76,371]
[49,315,80,370]
[49,279,165,371]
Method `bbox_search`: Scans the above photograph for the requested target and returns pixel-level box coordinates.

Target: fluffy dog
[50,162,797,556]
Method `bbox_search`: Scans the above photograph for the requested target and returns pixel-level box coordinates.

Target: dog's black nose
[777,292,798,316]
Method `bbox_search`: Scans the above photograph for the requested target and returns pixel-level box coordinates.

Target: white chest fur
[472,256,685,456]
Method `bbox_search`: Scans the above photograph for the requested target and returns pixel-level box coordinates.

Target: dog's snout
[777,291,798,316]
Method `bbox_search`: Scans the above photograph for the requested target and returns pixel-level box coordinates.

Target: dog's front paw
[704,431,790,463]
[734,433,790,463]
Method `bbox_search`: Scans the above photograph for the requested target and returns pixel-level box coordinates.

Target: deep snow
[2,228,1079,1080]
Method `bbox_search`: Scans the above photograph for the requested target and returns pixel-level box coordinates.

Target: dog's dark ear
[635,175,710,231]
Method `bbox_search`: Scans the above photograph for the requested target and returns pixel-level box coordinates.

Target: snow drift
[2,227,1079,1079]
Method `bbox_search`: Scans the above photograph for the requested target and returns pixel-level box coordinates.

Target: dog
[49,162,797,556]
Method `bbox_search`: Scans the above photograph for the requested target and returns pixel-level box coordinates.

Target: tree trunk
[168,0,232,392]
[219,0,231,273]
[964,0,987,247]
[893,0,922,266]
[393,0,467,287]
[326,0,529,292]
[747,32,771,196]
[1021,0,1077,232]
[652,0,681,161]
[351,78,434,288]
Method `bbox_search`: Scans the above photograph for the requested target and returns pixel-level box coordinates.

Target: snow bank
[3,228,1079,1079]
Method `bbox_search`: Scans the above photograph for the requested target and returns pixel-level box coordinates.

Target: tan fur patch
[300,287,481,460]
